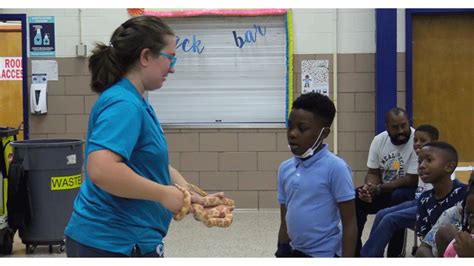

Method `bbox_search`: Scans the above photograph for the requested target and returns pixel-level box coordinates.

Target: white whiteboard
[148,15,288,125]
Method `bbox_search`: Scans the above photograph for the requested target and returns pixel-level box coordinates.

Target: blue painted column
[375,9,397,134]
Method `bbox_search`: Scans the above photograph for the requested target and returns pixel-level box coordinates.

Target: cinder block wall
[28,58,92,141]
[294,53,376,192]
[4,8,409,209]
[26,52,409,209]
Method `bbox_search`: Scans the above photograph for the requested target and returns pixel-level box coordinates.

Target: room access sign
[0,57,23,80]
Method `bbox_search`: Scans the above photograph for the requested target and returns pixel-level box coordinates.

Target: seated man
[355,108,418,257]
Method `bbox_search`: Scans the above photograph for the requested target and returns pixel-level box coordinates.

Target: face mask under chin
[291,127,327,159]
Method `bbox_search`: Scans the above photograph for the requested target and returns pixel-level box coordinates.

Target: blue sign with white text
[29,16,56,57]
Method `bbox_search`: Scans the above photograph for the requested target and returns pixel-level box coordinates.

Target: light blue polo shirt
[277,144,355,257]
[65,78,172,256]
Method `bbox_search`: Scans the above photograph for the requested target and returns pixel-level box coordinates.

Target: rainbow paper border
[139,9,288,17]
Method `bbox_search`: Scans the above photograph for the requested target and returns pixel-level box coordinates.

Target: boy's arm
[415,243,435,257]
[338,199,357,257]
[275,204,292,257]
[437,224,460,257]
[453,231,474,257]
[277,204,290,243]
[420,207,461,256]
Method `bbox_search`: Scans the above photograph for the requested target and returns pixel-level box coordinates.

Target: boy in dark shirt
[416,141,467,238]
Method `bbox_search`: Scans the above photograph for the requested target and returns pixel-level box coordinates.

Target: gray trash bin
[10,139,84,254]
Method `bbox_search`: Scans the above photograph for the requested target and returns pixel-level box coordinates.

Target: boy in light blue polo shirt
[275,92,357,257]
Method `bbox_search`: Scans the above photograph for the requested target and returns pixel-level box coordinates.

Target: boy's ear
[444,161,457,174]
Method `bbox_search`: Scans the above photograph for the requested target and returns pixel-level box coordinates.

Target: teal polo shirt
[65,78,172,255]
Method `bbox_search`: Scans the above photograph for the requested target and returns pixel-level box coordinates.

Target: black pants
[354,186,416,257]
[66,236,163,257]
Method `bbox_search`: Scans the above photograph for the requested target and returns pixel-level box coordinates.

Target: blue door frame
[375,8,473,134]
[0,14,29,139]
[375,9,397,134]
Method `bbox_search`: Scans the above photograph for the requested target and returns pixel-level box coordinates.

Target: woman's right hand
[161,185,185,213]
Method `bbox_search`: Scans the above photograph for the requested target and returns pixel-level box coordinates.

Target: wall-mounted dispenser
[30,73,48,114]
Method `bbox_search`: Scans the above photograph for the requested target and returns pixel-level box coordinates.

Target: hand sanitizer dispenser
[30,74,48,114]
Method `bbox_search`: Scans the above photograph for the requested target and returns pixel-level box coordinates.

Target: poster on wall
[28,16,56,57]
[301,59,329,96]
[32,60,58,81]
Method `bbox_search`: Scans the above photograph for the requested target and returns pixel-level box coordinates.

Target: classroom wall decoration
[129,9,293,124]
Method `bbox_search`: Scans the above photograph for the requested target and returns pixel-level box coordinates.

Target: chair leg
[411,231,418,256]
[399,228,407,257]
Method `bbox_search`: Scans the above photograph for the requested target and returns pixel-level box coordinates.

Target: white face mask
[289,127,327,159]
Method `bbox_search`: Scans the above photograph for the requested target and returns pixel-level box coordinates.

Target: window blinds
[148,15,288,125]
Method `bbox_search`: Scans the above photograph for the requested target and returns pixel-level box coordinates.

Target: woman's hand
[161,185,185,213]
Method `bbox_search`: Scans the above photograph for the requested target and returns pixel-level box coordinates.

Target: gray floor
[8,209,416,257]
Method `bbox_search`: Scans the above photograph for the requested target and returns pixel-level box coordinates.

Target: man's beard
[389,131,411,145]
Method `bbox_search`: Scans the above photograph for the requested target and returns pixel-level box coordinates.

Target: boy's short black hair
[423,141,458,172]
[292,92,336,127]
[415,124,439,141]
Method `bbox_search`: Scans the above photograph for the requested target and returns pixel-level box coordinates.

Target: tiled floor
[7,209,416,257]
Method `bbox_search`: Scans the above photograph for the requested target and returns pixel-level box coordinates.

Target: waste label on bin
[50,174,82,191]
